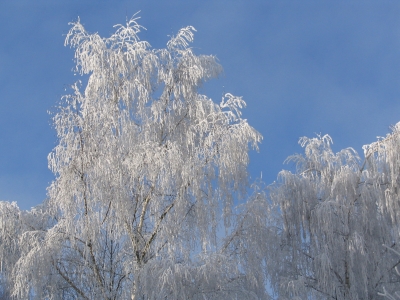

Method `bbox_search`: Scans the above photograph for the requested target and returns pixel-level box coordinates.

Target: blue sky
[1,1,400,210]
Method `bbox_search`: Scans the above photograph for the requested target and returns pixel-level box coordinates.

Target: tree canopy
[1,16,400,300]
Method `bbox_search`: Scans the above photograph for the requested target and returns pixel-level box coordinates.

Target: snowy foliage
[268,126,400,299]
[3,16,400,300]
[2,17,267,299]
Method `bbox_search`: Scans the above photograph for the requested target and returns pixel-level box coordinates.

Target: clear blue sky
[2,1,400,210]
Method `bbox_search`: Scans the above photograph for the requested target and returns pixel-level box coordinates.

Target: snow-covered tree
[5,14,400,300]
[0,201,51,299]
[7,17,267,299]
[0,202,22,299]
[268,126,400,299]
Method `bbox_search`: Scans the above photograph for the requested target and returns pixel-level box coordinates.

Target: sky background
[1,1,400,210]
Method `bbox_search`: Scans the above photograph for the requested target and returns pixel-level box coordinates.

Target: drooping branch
[53,260,90,300]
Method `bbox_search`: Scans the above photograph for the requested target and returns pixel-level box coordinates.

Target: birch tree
[0,202,22,299]
[0,201,51,299]
[269,127,400,299]
[7,17,266,299]
[7,14,400,300]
